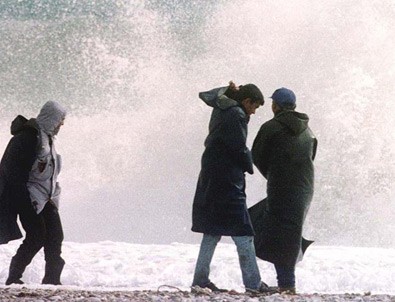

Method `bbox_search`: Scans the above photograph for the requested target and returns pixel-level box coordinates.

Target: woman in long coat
[191,82,275,293]
[192,85,256,236]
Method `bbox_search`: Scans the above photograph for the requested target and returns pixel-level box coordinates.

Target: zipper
[49,135,56,200]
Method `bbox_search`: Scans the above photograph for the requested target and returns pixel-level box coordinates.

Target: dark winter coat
[0,116,39,244]
[250,110,317,267]
[192,87,255,236]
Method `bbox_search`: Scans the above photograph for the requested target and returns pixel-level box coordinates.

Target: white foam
[0,241,394,294]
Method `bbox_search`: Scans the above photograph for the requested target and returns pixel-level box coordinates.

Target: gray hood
[36,101,67,136]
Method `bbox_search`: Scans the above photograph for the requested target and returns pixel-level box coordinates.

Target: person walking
[0,101,67,285]
[251,88,317,293]
[191,81,275,293]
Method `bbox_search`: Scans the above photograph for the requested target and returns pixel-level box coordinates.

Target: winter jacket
[0,116,38,244]
[29,101,66,213]
[251,110,317,266]
[191,87,255,236]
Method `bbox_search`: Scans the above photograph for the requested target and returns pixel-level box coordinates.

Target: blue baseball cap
[270,87,296,107]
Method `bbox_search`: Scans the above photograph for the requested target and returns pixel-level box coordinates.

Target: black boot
[5,258,25,285]
[42,259,65,285]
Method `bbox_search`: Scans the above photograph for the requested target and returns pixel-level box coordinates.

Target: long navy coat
[192,87,255,236]
[251,110,317,267]
[0,116,38,244]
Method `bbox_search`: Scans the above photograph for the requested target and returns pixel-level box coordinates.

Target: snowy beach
[0,287,394,302]
[1,241,394,301]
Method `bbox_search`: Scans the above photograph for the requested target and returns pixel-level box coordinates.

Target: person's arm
[199,87,228,107]
[221,108,254,174]
[199,81,240,108]
[251,123,274,179]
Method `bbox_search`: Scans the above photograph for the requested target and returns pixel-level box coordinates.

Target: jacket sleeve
[199,87,228,107]
[1,130,37,207]
[252,123,274,179]
[221,108,254,174]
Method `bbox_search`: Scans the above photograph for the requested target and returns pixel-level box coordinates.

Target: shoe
[204,282,228,292]
[42,280,62,285]
[5,278,24,286]
[192,282,228,293]
[246,281,278,294]
[5,258,25,286]
[42,259,65,285]
[279,287,296,294]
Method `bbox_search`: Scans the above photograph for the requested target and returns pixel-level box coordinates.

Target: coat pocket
[31,157,52,180]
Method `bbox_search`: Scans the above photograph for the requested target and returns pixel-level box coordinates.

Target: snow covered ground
[0,241,394,295]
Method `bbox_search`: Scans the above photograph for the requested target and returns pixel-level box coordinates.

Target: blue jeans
[275,264,295,288]
[192,234,261,290]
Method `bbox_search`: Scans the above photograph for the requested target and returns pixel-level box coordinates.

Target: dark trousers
[275,265,295,288]
[8,201,65,284]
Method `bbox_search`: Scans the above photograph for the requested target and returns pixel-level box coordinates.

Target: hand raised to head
[229,81,240,92]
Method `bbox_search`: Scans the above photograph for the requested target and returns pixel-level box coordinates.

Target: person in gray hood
[0,101,67,285]
[251,88,317,294]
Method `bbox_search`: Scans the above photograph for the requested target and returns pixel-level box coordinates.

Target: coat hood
[11,115,28,135]
[10,115,39,136]
[275,110,310,135]
[36,101,67,136]
[199,87,239,110]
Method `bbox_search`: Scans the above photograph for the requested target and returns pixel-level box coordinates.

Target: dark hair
[240,84,264,105]
[225,84,264,105]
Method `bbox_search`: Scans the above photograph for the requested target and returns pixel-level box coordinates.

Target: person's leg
[192,234,221,287]
[6,204,45,285]
[274,264,295,290]
[42,202,65,285]
[232,236,261,290]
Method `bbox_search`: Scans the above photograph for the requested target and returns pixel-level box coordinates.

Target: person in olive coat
[191,82,276,293]
[251,88,317,293]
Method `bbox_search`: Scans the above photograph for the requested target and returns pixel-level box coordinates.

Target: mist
[0,0,394,247]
